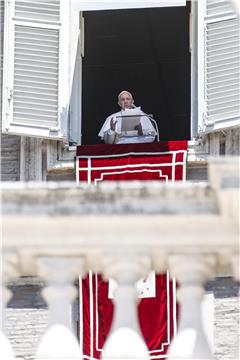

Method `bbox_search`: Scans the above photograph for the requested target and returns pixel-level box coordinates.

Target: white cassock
[98,107,156,144]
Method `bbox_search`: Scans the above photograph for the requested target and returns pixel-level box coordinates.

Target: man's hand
[110,117,117,131]
[134,123,143,136]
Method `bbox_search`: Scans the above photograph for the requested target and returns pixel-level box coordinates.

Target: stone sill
[67,141,200,152]
[47,161,75,174]
[48,159,209,175]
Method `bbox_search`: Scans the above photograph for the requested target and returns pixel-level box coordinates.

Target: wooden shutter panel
[199,0,240,131]
[2,0,70,139]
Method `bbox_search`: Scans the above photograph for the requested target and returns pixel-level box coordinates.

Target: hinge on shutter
[203,101,214,127]
[8,89,13,102]
[204,112,214,127]
[205,121,214,127]
[198,125,203,133]
[49,127,60,137]
[6,89,13,116]
[203,110,207,124]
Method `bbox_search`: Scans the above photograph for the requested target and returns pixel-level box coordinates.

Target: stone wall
[214,296,240,360]
[5,278,48,360]
[6,308,48,360]
[201,127,240,157]
[0,134,21,181]
[225,127,240,155]
[206,277,240,359]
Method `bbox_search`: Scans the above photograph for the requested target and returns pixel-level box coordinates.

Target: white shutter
[2,0,70,139]
[198,0,240,132]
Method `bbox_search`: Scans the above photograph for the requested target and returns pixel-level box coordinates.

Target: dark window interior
[82,5,191,144]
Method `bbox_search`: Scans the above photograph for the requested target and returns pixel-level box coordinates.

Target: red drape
[76,141,188,183]
[81,273,179,360]
[77,141,186,358]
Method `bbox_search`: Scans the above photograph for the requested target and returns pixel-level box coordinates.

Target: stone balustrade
[1,158,239,359]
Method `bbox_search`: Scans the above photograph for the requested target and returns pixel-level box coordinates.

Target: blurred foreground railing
[1,158,239,360]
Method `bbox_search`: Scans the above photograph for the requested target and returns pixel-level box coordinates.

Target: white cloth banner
[73,0,186,12]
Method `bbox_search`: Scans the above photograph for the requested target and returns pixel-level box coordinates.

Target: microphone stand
[146,114,160,142]
[131,104,160,142]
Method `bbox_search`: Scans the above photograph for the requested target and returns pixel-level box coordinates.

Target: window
[80,6,191,144]
[3,1,239,144]
[2,0,187,144]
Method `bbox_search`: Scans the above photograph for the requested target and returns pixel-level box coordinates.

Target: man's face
[118,92,134,109]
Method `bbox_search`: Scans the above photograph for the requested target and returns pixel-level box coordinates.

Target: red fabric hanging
[76,141,188,183]
[77,141,186,358]
[80,273,179,360]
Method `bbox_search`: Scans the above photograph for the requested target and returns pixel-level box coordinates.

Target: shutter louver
[15,0,60,22]
[13,25,59,128]
[206,0,235,17]
[2,0,70,139]
[204,0,240,129]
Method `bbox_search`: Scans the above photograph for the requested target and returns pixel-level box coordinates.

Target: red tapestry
[76,141,188,184]
[80,272,178,360]
[77,141,186,358]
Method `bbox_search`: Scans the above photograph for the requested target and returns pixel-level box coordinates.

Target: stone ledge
[46,140,210,176]
[1,181,218,216]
